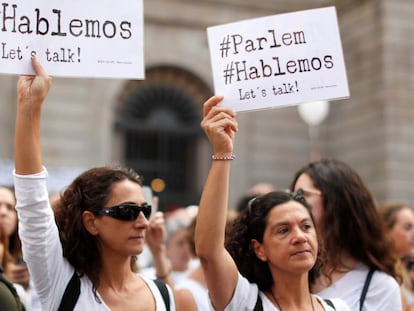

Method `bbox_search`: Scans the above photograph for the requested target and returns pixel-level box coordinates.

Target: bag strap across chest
[58,271,171,311]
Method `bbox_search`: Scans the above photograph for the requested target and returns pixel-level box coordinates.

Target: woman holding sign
[13,57,175,310]
[195,95,350,311]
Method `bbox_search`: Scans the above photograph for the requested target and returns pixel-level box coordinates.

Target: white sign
[0,0,144,79]
[207,7,349,112]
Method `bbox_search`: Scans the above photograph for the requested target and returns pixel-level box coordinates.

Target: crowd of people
[0,57,410,310]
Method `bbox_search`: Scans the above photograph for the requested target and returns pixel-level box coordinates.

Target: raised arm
[15,57,52,175]
[195,95,239,310]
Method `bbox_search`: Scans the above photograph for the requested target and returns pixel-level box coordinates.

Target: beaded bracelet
[211,154,236,161]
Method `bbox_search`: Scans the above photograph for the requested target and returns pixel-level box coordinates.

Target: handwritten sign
[0,0,144,79]
[207,7,349,112]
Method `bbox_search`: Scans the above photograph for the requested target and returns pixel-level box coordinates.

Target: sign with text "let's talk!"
[207,6,350,112]
[0,0,144,79]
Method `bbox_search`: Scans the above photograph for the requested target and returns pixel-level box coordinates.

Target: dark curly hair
[225,190,324,291]
[53,165,142,295]
[290,158,401,283]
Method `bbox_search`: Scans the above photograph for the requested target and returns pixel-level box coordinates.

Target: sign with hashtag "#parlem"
[207,6,349,112]
[0,0,144,79]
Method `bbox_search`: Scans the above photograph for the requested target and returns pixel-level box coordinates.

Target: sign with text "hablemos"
[0,0,144,79]
[207,6,349,112]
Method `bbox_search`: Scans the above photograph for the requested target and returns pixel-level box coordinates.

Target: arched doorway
[115,66,212,211]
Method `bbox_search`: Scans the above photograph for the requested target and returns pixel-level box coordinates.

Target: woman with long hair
[291,159,402,310]
[379,202,414,311]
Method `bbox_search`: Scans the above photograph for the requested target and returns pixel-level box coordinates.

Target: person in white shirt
[291,159,403,310]
[13,57,175,310]
[194,95,350,311]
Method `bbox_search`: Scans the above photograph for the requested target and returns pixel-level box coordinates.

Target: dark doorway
[115,66,212,211]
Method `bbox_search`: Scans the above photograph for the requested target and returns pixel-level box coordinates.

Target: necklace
[269,291,315,311]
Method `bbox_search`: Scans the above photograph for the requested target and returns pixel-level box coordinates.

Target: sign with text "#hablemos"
[0,0,144,79]
[207,6,350,112]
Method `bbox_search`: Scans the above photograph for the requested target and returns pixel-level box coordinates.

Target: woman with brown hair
[0,186,32,308]
[0,189,25,311]
[0,186,28,286]
[13,57,174,310]
[291,159,402,310]
[379,202,414,311]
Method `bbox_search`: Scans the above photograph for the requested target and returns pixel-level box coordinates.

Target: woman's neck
[99,256,137,290]
[265,279,319,311]
[266,274,314,310]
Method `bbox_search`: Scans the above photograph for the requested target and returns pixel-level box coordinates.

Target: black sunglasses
[94,203,152,221]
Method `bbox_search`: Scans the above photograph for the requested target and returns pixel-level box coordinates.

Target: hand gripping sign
[0,0,144,79]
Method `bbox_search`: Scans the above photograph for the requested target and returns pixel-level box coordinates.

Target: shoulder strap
[359,268,375,311]
[58,272,174,311]
[58,271,81,311]
[324,299,336,310]
[153,279,170,311]
[253,293,263,311]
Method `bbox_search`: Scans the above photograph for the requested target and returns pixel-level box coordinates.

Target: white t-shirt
[404,286,414,305]
[175,277,209,311]
[14,169,175,311]
[316,263,402,311]
[217,272,350,311]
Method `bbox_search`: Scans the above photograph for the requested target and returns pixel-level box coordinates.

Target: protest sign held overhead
[207,6,349,112]
[0,0,144,79]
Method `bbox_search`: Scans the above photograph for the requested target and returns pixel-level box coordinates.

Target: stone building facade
[1,0,414,210]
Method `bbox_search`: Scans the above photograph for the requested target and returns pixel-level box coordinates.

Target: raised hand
[146,211,166,252]
[200,95,238,157]
[17,57,52,113]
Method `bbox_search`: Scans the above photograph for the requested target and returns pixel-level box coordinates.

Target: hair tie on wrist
[211,154,236,161]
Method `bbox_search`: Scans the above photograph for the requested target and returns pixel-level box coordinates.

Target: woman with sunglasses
[291,159,402,310]
[195,95,350,311]
[13,57,175,310]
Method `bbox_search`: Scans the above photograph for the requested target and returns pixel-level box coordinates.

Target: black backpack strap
[324,299,336,310]
[253,292,263,311]
[359,268,375,311]
[58,270,81,311]
[153,279,170,311]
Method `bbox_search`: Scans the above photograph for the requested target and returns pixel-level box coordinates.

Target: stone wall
[1,0,414,207]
